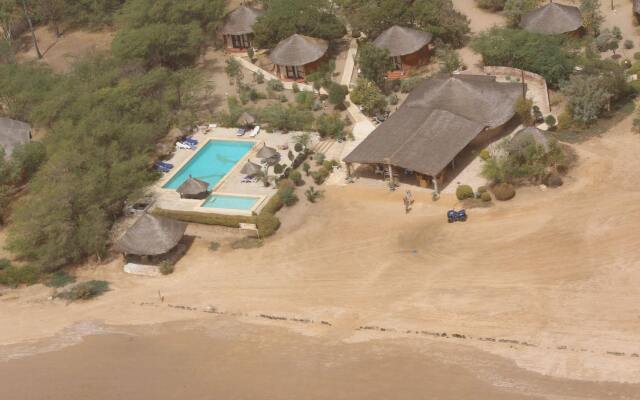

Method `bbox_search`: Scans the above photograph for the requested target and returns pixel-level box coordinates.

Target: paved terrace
[152,128,319,215]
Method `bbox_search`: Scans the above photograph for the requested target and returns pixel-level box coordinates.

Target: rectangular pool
[202,194,260,210]
[163,140,255,190]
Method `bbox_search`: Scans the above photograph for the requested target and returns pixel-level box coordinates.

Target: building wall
[400,45,430,69]
[224,33,254,51]
[274,54,327,81]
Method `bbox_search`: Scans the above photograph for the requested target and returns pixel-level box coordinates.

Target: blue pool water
[202,194,260,210]
[163,140,255,189]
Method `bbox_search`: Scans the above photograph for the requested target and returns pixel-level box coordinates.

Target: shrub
[624,39,634,49]
[477,0,506,11]
[492,183,516,201]
[256,212,281,237]
[318,166,331,179]
[296,91,316,110]
[634,52,640,60]
[255,71,264,84]
[267,79,284,91]
[400,77,423,93]
[479,148,491,161]
[311,171,324,185]
[294,142,303,152]
[316,113,346,139]
[289,170,303,186]
[0,265,40,287]
[208,242,221,251]
[279,186,298,206]
[273,163,284,174]
[56,280,109,301]
[557,111,573,130]
[0,258,10,270]
[545,173,563,188]
[305,186,323,203]
[322,160,335,171]
[302,162,311,176]
[350,79,387,115]
[480,191,492,202]
[328,82,348,107]
[515,97,534,125]
[46,271,76,288]
[315,152,326,165]
[159,261,175,275]
[231,237,263,249]
[456,185,474,200]
[545,114,556,127]
[388,94,399,106]
[292,82,300,93]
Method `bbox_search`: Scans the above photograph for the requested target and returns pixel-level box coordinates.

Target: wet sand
[1,320,638,400]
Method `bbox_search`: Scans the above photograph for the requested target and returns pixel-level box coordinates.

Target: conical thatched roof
[239,111,256,125]
[221,6,263,35]
[344,75,522,177]
[269,34,328,66]
[373,26,433,57]
[635,0,640,15]
[256,145,278,159]
[241,160,262,176]
[177,176,209,197]
[509,126,551,152]
[114,214,187,256]
[0,117,31,159]
[520,2,582,35]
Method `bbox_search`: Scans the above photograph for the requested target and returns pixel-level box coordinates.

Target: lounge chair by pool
[176,142,194,150]
[236,128,246,136]
[249,125,261,137]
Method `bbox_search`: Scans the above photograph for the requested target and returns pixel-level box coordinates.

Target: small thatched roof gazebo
[238,111,256,126]
[269,34,328,81]
[221,6,264,51]
[520,2,582,35]
[256,145,279,159]
[114,214,187,257]
[241,160,263,176]
[177,176,210,199]
[0,117,32,159]
[508,126,551,153]
[374,26,433,58]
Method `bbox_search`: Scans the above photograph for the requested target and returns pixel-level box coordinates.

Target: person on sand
[405,190,414,205]
[403,194,412,213]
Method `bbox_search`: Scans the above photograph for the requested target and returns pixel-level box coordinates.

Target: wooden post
[432,176,439,194]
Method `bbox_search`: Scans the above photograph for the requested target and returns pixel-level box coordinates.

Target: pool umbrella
[176,175,210,199]
[257,145,278,159]
[241,160,262,176]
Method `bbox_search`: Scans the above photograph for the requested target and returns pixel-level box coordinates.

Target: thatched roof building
[520,2,582,35]
[344,75,522,179]
[114,214,187,256]
[177,176,210,199]
[508,126,551,153]
[0,117,31,158]
[240,160,262,176]
[238,111,256,126]
[373,26,433,57]
[635,0,640,19]
[269,34,328,66]
[221,6,263,36]
[256,145,278,159]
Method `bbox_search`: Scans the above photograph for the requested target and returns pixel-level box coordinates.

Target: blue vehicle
[447,209,467,223]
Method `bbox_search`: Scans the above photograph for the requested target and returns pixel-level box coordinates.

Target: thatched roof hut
[256,145,278,159]
[177,176,210,199]
[520,2,582,35]
[0,117,31,158]
[238,111,256,126]
[508,126,551,153]
[373,26,433,57]
[635,0,640,18]
[240,160,262,176]
[269,34,328,66]
[344,75,522,177]
[114,214,187,256]
[221,6,263,35]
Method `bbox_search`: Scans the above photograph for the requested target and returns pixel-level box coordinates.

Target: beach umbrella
[176,175,210,199]
[241,160,262,176]
[257,145,278,159]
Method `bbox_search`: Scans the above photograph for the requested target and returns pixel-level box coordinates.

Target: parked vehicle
[447,209,467,223]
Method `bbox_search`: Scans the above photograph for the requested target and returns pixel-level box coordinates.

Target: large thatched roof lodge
[269,34,328,81]
[221,5,263,51]
[0,117,32,159]
[343,74,522,191]
[113,213,187,258]
[520,2,583,35]
[373,26,433,80]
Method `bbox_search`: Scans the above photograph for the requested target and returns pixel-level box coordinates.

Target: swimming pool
[202,194,260,210]
[163,140,255,189]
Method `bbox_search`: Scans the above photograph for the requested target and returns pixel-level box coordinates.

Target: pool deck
[152,128,318,216]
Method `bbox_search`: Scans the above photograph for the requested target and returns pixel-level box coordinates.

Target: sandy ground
[2,112,640,390]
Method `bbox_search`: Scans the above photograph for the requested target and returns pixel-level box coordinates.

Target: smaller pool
[202,194,260,210]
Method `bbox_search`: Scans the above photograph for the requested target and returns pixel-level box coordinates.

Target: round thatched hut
[269,34,328,81]
[114,214,187,262]
[373,26,433,80]
[520,2,583,36]
[221,6,263,51]
[177,176,210,199]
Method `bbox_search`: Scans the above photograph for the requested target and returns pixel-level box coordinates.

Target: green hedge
[152,208,255,227]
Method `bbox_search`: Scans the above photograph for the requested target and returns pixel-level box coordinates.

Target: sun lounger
[249,125,261,137]
[155,165,170,173]
[236,128,246,136]
[156,161,174,169]
[184,136,198,145]
[176,142,193,150]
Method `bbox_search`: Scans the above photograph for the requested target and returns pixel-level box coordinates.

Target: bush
[625,39,634,49]
[256,212,281,237]
[231,237,263,249]
[296,91,316,110]
[480,191,492,202]
[302,162,311,176]
[255,71,265,84]
[557,112,573,130]
[305,186,323,203]
[0,265,40,287]
[289,170,303,186]
[634,52,640,60]
[545,173,563,188]
[208,242,221,251]
[267,79,284,91]
[273,163,284,174]
[279,186,298,206]
[46,271,76,288]
[477,0,506,11]
[388,94,399,106]
[479,148,491,161]
[0,258,10,270]
[400,77,423,93]
[492,183,516,201]
[315,152,326,165]
[158,261,175,275]
[56,280,109,301]
[350,79,387,115]
[292,82,300,93]
[153,208,254,227]
[311,171,324,185]
[545,115,556,127]
[456,185,474,200]
[316,113,346,139]
[328,82,348,107]
[294,142,303,152]
[318,166,331,179]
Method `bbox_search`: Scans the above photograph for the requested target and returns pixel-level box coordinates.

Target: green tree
[476,0,506,11]
[253,0,345,48]
[315,113,345,139]
[37,0,65,37]
[350,79,387,116]
[596,29,620,56]
[561,74,611,125]
[580,0,604,36]
[328,82,348,108]
[224,57,243,85]
[515,96,533,126]
[437,47,461,74]
[503,0,541,27]
[357,42,393,88]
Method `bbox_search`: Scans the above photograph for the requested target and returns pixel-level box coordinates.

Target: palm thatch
[269,34,328,66]
[177,176,210,199]
[114,214,187,256]
[0,117,31,158]
[635,0,640,15]
[256,145,278,159]
[344,75,522,177]
[520,2,582,35]
[221,6,263,35]
[373,26,433,57]
[508,126,551,153]
[241,160,262,176]
[238,111,256,126]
